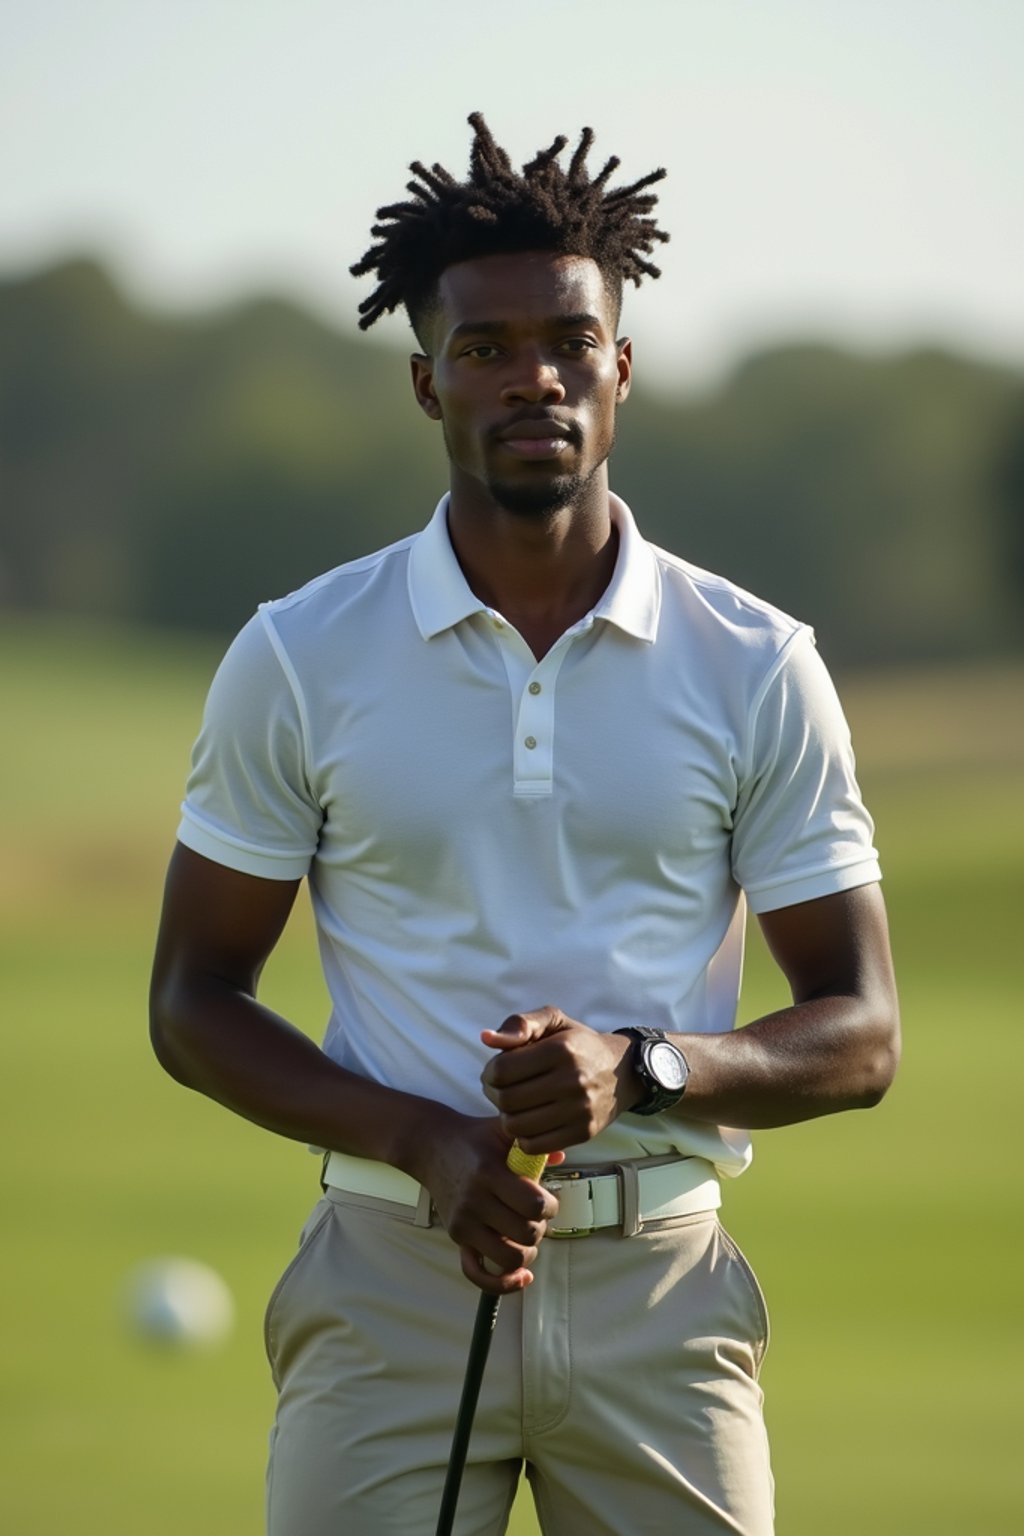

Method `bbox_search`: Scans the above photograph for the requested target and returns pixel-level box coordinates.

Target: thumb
[481,1006,564,1052]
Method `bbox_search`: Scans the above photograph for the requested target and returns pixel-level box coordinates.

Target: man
[150,114,899,1536]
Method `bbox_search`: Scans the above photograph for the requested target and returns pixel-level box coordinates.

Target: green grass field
[1,616,1022,1534]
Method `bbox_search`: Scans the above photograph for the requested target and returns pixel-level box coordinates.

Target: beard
[476,427,616,519]
[485,469,589,518]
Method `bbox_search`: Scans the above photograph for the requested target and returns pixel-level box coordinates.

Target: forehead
[433,251,615,337]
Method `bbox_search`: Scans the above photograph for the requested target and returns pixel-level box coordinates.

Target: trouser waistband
[320,1150,721,1238]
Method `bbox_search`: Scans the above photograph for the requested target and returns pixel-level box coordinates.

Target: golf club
[435,1141,548,1536]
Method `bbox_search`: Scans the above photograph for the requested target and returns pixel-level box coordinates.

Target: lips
[499,436,572,459]
[493,417,578,460]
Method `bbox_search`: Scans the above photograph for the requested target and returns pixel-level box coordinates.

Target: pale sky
[2,0,1021,387]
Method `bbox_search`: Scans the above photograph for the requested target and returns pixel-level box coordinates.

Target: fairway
[1,617,1022,1535]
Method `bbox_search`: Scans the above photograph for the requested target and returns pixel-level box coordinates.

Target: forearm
[663,883,900,1130]
[672,990,900,1130]
[483,888,900,1152]
[149,976,456,1173]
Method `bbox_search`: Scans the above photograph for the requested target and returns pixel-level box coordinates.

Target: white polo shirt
[178,493,881,1177]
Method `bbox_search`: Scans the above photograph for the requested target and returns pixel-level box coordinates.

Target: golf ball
[124,1257,235,1349]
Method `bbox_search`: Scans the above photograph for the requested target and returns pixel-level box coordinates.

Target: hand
[480,1006,638,1155]
[414,1109,565,1296]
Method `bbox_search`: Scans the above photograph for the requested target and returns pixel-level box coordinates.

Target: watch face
[648,1040,688,1091]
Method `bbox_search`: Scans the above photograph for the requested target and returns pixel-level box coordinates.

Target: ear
[614,337,633,404]
[410,353,443,422]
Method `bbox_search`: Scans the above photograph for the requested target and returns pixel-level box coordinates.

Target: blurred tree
[992,385,1024,646]
[0,257,1020,668]
[614,345,1020,663]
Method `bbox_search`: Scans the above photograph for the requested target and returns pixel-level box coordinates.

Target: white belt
[321,1150,721,1238]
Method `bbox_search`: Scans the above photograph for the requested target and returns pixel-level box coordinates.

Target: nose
[500,350,566,406]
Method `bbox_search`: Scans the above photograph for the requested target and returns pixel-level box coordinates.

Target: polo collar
[407,496,488,639]
[594,493,661,643]
[407,491,661,643]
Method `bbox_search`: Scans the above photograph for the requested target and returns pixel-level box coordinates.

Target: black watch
[614,1027,690,1116]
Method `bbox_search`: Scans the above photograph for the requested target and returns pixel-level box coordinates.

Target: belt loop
[413,1183,434,1228]
[617,1162,643,1238]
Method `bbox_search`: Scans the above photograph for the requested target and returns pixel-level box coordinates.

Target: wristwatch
[614,1026,690,1116]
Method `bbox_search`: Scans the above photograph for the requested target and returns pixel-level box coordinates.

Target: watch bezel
[615,1027,690,1116]
[644,1037,689,1092]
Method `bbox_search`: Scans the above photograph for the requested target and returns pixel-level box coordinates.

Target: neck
[446,474,618,659]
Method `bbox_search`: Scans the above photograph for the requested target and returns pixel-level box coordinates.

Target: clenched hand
[481,1006,639,1155]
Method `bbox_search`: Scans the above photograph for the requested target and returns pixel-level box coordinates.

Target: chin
[487,472,588,518]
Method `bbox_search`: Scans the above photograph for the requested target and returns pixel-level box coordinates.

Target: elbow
[854,1005,902,1109]
[148,975,198,1087]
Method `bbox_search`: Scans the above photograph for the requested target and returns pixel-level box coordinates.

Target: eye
[461,343,501,360]
[558,337,598,354]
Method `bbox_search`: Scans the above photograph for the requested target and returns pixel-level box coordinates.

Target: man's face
[410,251,631,518]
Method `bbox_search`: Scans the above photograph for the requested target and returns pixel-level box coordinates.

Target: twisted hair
[351,112,668,339]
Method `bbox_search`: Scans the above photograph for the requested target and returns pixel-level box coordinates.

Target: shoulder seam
[256,609,317,790]
[262,534,417,617]
[740,625,816,784]
[651,544,804,631]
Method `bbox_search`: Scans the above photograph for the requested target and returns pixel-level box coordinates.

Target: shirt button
[524,736,537,750]
[528,681,542,695]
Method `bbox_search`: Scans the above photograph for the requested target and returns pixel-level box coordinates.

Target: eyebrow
[448,312,606,341]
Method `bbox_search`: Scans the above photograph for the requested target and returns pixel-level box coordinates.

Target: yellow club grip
[505,1142,548,1181]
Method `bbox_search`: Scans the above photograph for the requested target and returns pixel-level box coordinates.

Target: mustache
[489,412,583,449]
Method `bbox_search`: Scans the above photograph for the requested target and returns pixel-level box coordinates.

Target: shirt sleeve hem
[176,812,314,881]
[745,858,882,915]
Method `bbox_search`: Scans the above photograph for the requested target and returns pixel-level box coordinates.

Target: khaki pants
[265,1188,774,1535]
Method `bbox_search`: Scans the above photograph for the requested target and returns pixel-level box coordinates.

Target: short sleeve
[732,628,881,913]
[176,611,322,879]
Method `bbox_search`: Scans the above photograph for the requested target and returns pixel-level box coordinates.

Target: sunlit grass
[1,619,1021,1534]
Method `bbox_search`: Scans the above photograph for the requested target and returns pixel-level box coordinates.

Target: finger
[493,1097,566,1146]
[481,1006,563,1051]
[500,1116,582,1157]
[484,1059,564,1106]
[447,1179,553,1246]
[461,1225,539,1275]
[460,1246,534,1295]
[482,1039,565,1092]
[499,1172,561,1225]
[481,1065,551,1111]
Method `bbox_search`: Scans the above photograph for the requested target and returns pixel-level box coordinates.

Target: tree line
[1,257,1021,669]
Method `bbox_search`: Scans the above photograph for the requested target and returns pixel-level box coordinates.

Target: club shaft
[435,1293,501,1536]
[435,1142,548,1536]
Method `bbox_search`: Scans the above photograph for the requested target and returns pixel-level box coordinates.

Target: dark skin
[150,250,900,1296]
[410,251,632,659]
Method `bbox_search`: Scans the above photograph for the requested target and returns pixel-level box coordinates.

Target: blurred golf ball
[124,1257,235,1348]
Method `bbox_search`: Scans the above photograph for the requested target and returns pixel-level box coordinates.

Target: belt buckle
[543,1170,596,1238]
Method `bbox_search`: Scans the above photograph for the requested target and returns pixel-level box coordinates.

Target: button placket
[513,638,576,795]
[483,611,589,797]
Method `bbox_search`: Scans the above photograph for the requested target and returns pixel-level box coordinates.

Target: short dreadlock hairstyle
[351,112,669,343]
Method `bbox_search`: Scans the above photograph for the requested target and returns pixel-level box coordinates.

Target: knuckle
[494,1244,524,1275]
[447,1208,476,1245]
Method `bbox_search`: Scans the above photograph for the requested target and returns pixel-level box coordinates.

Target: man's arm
[671,881,900,1128]
[481,883,900,1150]
[150,844,560,1293]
